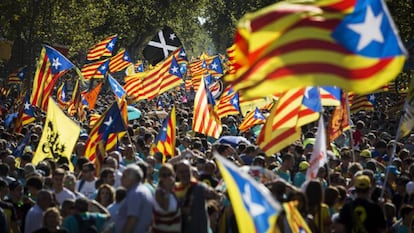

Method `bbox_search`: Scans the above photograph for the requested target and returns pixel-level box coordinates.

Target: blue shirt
[62,212,107,233]
[293,172,306,188]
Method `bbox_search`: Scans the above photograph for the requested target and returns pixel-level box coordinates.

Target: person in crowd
[304,180,331,233]
[76,162,97,198]
[152,163,181,233]
[107,187,126,219]
[339,174,387,233]
[62,197,110,233]
[25,190,55,233]
[63,174,84,198]
[115,164,153,233]
[6,180,33,232]
[174,160,220,233]
[52,168,75,206]
[95,184,115,208]
[294,161,309,188]
[33,207,69,233]
[275,153,294,184]
[0,178,20,233]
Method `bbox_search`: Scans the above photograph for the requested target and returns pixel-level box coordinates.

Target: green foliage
[1,0,414,73]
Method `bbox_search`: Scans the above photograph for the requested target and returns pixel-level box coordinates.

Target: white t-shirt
[54,188,76,205]
[77,179,96,198]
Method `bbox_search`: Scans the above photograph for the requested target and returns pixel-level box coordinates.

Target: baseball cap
[79,133,89,140]
[299,161,310,171]
[360,149,371,158]
[385,165,401,175]
[354,175,371,189]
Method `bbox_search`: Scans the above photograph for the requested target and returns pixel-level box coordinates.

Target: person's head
[287,190,308,214]
[324,186,339,207]
[74,198,89,213]
[26,176,43,197]
[8,180,23,200]
[42,207,62,230]
[61,199,75,218]
[121,164,143,189]
[252,156,265,168]
[96,184,114,207]
[63,173,76,192]
[385,165,401,182]
[52,168,66,191]
[175,160,192,185]
[37,190,54,210]
[281,153,294,169]
[400,204,414,223]
[304,180,323,214]
[81,162,96,181]
[115,187,127,203]
[354,174,372,196]
[100,168,115,186]
[158,163,176,191]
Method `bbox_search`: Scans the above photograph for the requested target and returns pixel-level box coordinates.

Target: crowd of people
[0,86,412,233]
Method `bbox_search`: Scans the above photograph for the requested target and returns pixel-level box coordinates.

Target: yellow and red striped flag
[31,45,74,111]
[89,113,101,128]
[87,35,117,61]
[216,86,240,119]
[225,0,406,99]
[109,49,132,73]
[84,102,126,162]
[151,106,176,161]
[192,78,222,138]
[239,107,265,132]
[81,59,110,80]
[257,87,321,155]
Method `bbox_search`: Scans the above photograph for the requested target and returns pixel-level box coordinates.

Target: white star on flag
[104,116,113,127]
[231,98,238,105]
[169,33,176,41]
[100,65,106,71]
[148,31,178,58]
[171,66,179,73]
[24,102,31,110]
[242,184,265,217]
[254,112,262,119]
[108,42,114,48]
[347,5,384,51]
[52,58,62,70]
[211,63,218,70]
[180,51,186,57]
[123,55,129,60]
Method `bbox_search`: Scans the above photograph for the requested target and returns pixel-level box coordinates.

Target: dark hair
[324,186,339,207]
[136,161,148,180]
[26,177,43,190]
[100,168,115,180]
[115,187,127,203]
[74,198,89,213]
[0,163,9,176]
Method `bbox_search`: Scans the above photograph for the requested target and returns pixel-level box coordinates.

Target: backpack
[74,214,98,233]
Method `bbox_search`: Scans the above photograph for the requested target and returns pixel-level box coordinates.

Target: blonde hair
[43,207,62,227]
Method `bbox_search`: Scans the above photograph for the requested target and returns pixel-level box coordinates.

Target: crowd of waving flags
[3,0,413,231]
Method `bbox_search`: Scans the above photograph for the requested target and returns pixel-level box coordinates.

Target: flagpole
[344,92,356,162]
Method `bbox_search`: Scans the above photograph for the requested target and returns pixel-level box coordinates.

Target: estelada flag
[226,0,407,99]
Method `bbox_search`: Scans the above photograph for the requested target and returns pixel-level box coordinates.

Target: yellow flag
[33,98,80,170]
